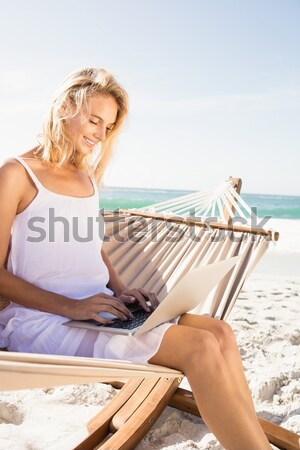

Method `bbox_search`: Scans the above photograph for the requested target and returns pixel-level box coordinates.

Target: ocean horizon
[99,186,300,220]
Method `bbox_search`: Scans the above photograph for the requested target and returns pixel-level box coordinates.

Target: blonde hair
[35,67,129,185]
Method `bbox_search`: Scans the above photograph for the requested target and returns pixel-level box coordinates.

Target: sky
[0,0,299,195]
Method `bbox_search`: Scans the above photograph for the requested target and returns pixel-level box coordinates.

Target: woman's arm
[101,248,126,296]
[0,160,77,316]
[0,268,74,316]
[0,265,133,323]
[0,160,133,323]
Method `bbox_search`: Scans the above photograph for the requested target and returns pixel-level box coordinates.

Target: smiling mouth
[84,137,96,147]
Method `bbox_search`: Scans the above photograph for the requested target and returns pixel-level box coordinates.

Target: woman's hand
[116,287,160,311]
[67,293,134,324]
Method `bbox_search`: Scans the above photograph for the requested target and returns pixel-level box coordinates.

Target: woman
[0,67,271,449]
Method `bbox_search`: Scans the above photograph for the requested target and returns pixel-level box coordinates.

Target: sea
[100,186,300,220]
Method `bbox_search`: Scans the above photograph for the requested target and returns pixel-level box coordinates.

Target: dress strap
[90,177,99,197]
[14,156,44,190]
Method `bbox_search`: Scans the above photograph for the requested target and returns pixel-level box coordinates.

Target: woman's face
[67,94,118,155]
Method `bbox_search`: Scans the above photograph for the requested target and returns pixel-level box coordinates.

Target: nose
[94,123,107,142]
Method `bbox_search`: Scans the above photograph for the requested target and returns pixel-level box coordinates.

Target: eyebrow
[91,114,116,126]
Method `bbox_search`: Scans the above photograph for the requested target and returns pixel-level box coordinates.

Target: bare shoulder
[0,157,29,197]
[1,156,21,171]
[0,157,27,178]
[0,157,32,267]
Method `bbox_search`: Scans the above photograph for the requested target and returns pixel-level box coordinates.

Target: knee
[183,329,221,372]
[214,320,237,352]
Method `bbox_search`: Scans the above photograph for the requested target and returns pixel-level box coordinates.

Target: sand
[0,218,299,449]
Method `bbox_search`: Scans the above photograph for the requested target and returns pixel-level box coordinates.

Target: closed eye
[90,120,113,132]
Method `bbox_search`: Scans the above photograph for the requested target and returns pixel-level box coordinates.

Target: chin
[76,146,94,156]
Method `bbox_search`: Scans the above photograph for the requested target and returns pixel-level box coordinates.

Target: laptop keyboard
[97,309,153,330]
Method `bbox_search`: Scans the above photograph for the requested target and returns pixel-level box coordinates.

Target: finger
[152,292,160,308]
[102,293,124,301]
[138,288,158,309]
[109,298,135,318]
[126,289,150,312]
[93,295,134,319]
[149,292,160,309]
[119,294,136,303]
[96,295,130,311]
[98,301,134,320]
[140,290,156,309]
[101,293,132,303]
[90,314,113,325]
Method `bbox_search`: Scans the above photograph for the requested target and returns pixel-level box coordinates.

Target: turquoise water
[242,194,300,220]
[100,187,300,220]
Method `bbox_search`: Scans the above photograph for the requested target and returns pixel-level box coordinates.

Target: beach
[1,0,299,443]
[0,216,299,449]
[1,0,299,446]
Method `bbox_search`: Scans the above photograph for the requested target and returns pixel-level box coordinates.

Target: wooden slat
[110,377,162,432]
[98,377,181,450]
[74,378,144,450]
[169,387,200,417]
[259,418,300,450]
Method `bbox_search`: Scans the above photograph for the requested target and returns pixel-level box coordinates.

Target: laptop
[64,256,241,336]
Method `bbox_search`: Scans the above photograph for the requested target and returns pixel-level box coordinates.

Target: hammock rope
[130,180,256,222]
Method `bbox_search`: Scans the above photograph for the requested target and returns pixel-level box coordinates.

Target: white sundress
[0,157,176,363]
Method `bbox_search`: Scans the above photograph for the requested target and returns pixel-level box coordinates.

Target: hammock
[101,177,278,320]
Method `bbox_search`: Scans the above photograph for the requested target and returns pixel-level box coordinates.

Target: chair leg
[73,378,144,450]
[74,382,299,450]
[74,376,182,450]
[169,388,300,450]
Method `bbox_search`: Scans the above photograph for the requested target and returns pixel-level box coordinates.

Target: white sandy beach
[0,218,299,450]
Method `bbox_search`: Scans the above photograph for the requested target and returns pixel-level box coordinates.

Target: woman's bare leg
[179,313,256,414]
[149,324,272,450]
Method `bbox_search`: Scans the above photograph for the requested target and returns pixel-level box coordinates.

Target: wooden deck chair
[0,352,299,450]
[1,178,299,450]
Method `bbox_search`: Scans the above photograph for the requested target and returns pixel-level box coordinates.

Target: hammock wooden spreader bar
[117,209,280,241]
